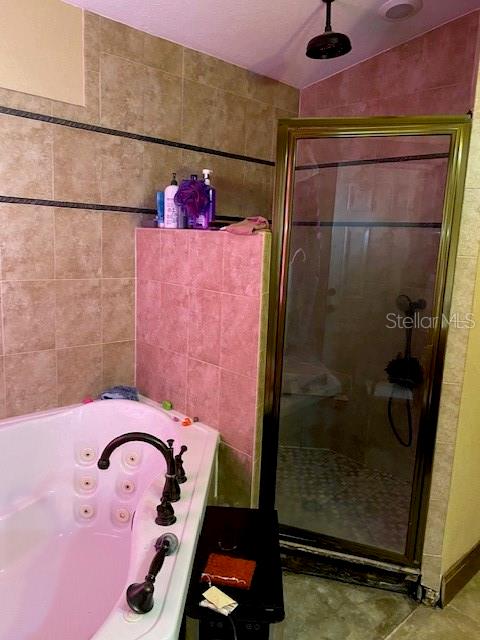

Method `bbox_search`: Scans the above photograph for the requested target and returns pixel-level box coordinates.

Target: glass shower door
[274,132,452,557]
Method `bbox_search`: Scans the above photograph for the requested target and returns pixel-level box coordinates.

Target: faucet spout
[97,431,180,502]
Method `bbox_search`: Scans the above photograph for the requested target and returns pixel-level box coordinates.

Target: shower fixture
[306,0,352,60]
[385,294,426,448]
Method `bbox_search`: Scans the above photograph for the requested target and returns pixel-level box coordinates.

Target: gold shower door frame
[261,116,471,566]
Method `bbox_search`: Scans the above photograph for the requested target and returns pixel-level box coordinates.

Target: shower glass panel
[275,134,451,555]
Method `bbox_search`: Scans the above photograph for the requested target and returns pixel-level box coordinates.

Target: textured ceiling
[65,0,480,88]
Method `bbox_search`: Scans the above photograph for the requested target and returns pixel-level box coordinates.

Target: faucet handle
[155,496,176,526]
[175,445,188,484]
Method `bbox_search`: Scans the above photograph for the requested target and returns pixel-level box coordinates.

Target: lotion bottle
[164,173,179,228]
[202,169,216,228]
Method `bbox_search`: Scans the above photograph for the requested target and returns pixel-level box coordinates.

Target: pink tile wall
[291,15,480,479]
[300,12,480,118]
[136,228,269,506]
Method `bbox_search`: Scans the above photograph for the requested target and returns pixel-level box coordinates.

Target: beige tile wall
[0,205,138,417]
[0,12,298,418]
[421,67,480,598]
[0,12,298,213]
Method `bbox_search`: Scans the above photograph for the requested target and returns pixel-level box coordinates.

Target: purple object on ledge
[174,175,209,229]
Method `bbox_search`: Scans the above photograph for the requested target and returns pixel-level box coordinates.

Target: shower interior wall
[283,136,449,483]
[288,9,480,590]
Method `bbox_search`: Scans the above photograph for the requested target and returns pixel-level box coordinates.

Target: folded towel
[222,216,269,235]
[99,385,139,401]
[200,553,256,590]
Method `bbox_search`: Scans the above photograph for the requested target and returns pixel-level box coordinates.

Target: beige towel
[222,216,269,235]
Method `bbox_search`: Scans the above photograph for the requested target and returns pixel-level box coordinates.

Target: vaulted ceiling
[66,0,480,88]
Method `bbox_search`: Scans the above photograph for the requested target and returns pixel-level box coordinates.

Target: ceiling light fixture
[306,0,352,60]
[379,0,423,21]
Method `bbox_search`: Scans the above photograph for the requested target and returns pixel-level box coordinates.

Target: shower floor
[276,446,411,553]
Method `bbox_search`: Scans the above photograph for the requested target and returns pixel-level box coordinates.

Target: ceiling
[65,0,480,88]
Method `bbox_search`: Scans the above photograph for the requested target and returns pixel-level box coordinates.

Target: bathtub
[0,399,219,640]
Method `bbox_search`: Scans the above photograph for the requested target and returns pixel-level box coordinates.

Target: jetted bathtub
[0,399,219,640]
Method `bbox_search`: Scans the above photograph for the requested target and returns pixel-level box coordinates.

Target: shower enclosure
[261,117,470,570]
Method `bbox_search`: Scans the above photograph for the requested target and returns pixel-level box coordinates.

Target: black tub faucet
[97,432,182,503]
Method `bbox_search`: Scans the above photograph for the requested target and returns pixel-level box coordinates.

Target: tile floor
[283,570,480,639]
[276,446,410,552]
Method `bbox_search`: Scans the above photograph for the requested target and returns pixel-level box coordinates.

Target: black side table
[183,506,285,639]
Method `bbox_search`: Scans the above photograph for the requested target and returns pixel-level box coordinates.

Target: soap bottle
[164,173,179,228]
[156,191,165,227]
[201,169,216,228]
[188,174,199,228]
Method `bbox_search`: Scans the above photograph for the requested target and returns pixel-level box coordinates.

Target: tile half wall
[136,228,271,507]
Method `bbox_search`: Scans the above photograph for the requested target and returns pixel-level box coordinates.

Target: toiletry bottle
[156,191,165,227]
[179,174,198,229]
[177,205,187,229]
[177,176,197,229]
[164,173,179,228]
[194,176,207,230]
[201,168,216,228]
[188,174,198,229]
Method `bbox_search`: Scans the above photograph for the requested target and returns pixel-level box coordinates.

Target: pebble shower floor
[276,446,411,552]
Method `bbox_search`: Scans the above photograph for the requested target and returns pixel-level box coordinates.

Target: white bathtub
[0,399,218,640]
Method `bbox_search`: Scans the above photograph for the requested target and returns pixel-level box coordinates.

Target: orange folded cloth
[200,553,256,590]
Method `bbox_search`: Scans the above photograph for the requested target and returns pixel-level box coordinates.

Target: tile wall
[0,11,298,418]
[300,12,479,117]
[298,10,480,598]
[136,229,270,507]
[425,64,480,595]
[0,206,138,417]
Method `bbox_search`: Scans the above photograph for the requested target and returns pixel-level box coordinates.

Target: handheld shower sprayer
[385,294,426,447]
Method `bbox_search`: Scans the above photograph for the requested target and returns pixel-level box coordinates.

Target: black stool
[183,506,285,639]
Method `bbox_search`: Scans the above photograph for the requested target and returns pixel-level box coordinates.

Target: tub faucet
[127,533,179,614]
[97,432,182,503]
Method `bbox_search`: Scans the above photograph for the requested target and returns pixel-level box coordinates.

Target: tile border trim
[0,195,155,214]
[293,220,442,228]
[0,105,275,167]
[0,196,248,221]
[296,152,450,171]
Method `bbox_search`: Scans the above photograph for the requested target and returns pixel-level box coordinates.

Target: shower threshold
[280,536,421,598]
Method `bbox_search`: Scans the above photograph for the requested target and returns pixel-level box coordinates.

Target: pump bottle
[200,169,216,228]
[164,173,179,228]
